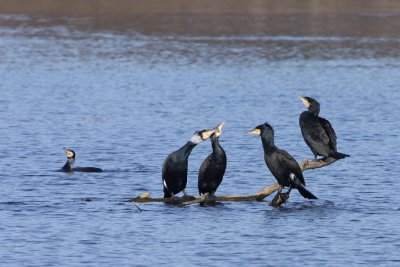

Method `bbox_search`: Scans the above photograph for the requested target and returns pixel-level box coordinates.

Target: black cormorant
[298,95,349,160]
[61,148,103,172]
[248,123,317,200]
[198,121,227,198]
[162,128,216,199]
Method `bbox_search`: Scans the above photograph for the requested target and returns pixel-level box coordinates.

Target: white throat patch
[189,134,203,144]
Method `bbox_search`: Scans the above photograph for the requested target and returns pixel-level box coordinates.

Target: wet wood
[128,157,340,206]
[300,156,339,171]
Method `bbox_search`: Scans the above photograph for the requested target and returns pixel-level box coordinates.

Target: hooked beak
[214,120,225,132]
[297,95,310,107]
[199,120,226,140]
[199,128,216,140]
[247,128,261,136]
[210,120,226,138]
[63,147,74,158]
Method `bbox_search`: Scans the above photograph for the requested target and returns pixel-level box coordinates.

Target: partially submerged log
[300,156,339,171]
[128,183,281,204]
[128,156,340,206]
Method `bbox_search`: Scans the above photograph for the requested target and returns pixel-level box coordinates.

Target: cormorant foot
[280,192,290,201]
[203,194,217,204]
[270,192,290,207]
[182,194,196,201]
[169,195,183,204]
[205,194,217,201]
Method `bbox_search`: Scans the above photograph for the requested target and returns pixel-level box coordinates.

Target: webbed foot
[182,194,196,201]
[168,195,183,204]
[204,193,217,204]
[270,192,290,207]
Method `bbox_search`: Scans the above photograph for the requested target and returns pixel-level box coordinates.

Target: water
[1,13,400,267]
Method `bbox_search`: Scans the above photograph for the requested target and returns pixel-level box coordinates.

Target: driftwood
[300,156,338,170]
[128,157,339,207]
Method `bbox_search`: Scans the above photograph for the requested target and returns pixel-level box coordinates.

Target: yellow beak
[200,129,216,140]
[298,95,310,107]
[63,147,74,158]
[247,128,261,135]
[215,120,225,131]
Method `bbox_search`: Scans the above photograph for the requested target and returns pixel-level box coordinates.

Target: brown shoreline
[1,0,400,16]
[1,0,400,37]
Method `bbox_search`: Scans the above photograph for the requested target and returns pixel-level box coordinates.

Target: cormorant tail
[294,179,318,199]
[164,191,172,198]
[330,151,350,160]
[297,184,318,199]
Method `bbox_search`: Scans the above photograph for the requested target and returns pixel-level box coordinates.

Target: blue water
[1,18,400,266]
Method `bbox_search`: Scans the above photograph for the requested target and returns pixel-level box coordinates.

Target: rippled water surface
[1,14,400,266]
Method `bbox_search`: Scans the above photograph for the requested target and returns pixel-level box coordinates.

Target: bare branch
[179,183,281,206]
[129,183,281,205]
[300,156,338,171]
[128,157,340,206]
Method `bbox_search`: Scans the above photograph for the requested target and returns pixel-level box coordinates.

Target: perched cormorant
[162,128,216,199]
[61,148,103,172]
[198,121,227,197]
[298,95,349,160]
[248,123,317,200]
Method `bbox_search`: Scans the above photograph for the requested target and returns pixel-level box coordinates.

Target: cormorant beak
[199,129,216,140]
[298,95,310,107]
[213,120,226,136]
[247,128,261,136]
[63,147,75,159]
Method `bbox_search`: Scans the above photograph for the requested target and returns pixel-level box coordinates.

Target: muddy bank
[1,0,400,36]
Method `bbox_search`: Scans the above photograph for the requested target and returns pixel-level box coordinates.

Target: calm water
[1,15,400,266]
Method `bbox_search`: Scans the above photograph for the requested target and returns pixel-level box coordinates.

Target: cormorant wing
[162,154,173,183]
[319,117,337,150]
[300,119,332,152]
[198,154,213,191]
[198,154,212,179]
[277,148,305,186]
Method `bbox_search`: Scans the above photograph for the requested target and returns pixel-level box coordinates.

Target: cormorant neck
[62,158,75,171]
[308,104,320,116]
[182,141,197,157]
[261,134,275,152]
[211,136,223,154]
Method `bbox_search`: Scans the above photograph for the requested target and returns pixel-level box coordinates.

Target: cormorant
[248,123,317,200]
[298,95,349,160]
[162,128,216,199]
[61,148,103,172]
[198,121,227,198]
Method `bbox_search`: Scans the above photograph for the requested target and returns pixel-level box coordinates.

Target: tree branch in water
[128,157,339,206]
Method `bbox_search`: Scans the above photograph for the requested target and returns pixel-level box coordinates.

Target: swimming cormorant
[198,121,227,198]
[162,128,216,199]
[298,95,349,160]
[61,148,103,172]
[248,123,317,200]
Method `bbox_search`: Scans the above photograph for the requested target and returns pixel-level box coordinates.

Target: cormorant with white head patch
[248,123,317,200]
[198,121,227,198]
[162,128,216,199]
[298,95,349,161]
[61,148,103,172]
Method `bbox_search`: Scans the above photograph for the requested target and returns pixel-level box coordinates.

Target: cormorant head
[211,120,225,139]
[247,123,274,137]
[189,128,216,144]
[298,95,320,115]
[63,147,76,159]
